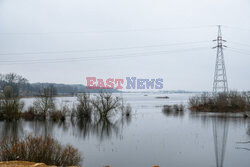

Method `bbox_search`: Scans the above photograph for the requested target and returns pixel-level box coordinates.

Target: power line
[0,40,211,56]
[224,25,250,33]
[0,47,208,65]
[0,25,216,35]
[227,48,250,56]
[228,41,250,48]
[229,47,250,54]
[0,47,208,63]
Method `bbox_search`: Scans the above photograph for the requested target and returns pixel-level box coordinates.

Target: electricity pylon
[212,25,228,93]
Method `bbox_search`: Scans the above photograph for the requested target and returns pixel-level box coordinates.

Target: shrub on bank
[0,135,82,166]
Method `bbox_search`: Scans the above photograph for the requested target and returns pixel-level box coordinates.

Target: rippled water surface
[1,93,249,167]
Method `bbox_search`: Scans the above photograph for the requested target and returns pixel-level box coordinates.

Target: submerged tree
[71,92,132,140]
[76,93,93,120]
[91,92,121,119]
[33,85,57,119]
[0,86,24,120]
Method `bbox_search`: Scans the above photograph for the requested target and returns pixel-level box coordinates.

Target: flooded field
[0,93,249,167]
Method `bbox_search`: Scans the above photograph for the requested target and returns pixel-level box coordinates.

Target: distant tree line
[0,73,119,97]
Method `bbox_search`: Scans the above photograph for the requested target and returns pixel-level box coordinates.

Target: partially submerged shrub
[173,104,184,112]
[50,110,66,122]
[33,86,56,119]
[189,91,250,112]
[21,106,36,120]
[162,104,184,117]
[49,104,69,122]
[0,86,24,121]
[0,134,82,166]
[20,92,130,124]
[163,105,172,113]
[70,93,132,140]
[91,92,121,119]
[0,99,24,120]
[76,93,92,120]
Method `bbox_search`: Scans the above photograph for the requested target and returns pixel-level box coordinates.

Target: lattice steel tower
[213,25,228,93]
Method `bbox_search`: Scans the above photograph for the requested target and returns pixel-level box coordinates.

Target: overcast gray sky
[0,0,249,91]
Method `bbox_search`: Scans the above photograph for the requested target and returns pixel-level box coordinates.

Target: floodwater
[0,93,250,167]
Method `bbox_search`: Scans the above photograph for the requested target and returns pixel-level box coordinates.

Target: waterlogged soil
[0,93,250,167]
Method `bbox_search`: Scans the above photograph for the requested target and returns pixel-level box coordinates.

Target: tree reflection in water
[72,112,132,141]
[162,105,184,118]
[26,120,69,137]
[93,117,119,140]
[0,119,71,139]
[0,120,23,138]
[0,112,131,141]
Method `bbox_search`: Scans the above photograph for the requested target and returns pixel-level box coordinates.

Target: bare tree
[33,86,56,119]
[76,93,92,120]
[0,86,24,120]
[0,73,29,97]
[91,92,121,119]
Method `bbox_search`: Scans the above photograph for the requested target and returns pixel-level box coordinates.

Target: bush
[91,92,121,119]
[0,134,82,166]
[50,110,66,122]
[21,106,36,120]
[189,91,250,112]
[162,104,184,117]
[73,92,124,121]
[173,104,184,112]
[33,86,56,120]
[76,93,92,120]
[49,104,69,122]
[0,86,24,121]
